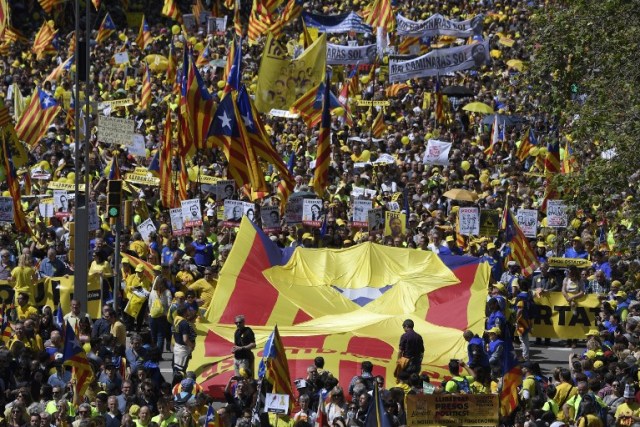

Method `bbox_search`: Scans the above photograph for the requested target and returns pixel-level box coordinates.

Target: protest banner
[208,16,227,34]
[181,199,203,227]
[352,199,372,227]
[285,198,303,224]
[137,218,156,242]
[479,210,500,237]
[0,275,101,318]
[396,13,484,38]
[405,393,499,427]
[422,139,452,165]
[127,134,147,157]
[326,43,376,65]
[97,116,136,145]
[0,197,14,222]
[355,100,390,107]
[531,292,600,339]
[303,11,372,33]
[547,257,592,269]
[458,207,480,236]
[124,173,160,186]
[183,14,197,33]
[113,52,129,64]
[516,208,538,238]
[389,40,490,82]
[368,208,385,233]
[261,206,281,233]
[48,181,85,191]
[302,198,324,227]
[170,208,190,236]
[546,200,568,228]
[385,211,406,237]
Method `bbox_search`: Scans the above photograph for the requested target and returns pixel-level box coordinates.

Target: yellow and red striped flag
[62,322,94,400]
[233,0,242,37]
[32,21,57,59]
[247,0,273,44]
[177,155,189,201]
[223,37,237,82]
[15,88,61,147]
[312,74,331,197]
[371,109,385,138]
[208,92,251,188]
[516,127,536,162]
[269,0,303,37]
[364,0,394,32]
[192,0,205,22]
[162,0,182,22]
[38,0,65,13]
[139,63,152,110]
[196,45,211,67]
[2,131,30,233]
[159,109,177,208]
[4,26,28,44]
[135,15,151,50]
[258,325,295,401]
[45,56,73,83]
[96,13,116,44]
[544,140,561,176]
[0,0,8,40]
[180,48,215,151]
[92,0,101,10]
[501,206,537,277]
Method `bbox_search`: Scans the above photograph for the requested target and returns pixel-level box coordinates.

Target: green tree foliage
[524,0,640,231]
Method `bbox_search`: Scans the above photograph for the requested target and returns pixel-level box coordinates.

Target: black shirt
[234,326,255,360]
[399,329,424,359]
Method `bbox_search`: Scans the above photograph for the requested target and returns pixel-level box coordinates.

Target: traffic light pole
[113,219,121,313]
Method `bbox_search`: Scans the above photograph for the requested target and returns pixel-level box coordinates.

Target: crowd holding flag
[31,20,57,59]
[162,0,182,22]
[139,63,152,110]
[61,322,94,402]
[15,88,61,148]
[258,325,295,401]
[501,204,538,277]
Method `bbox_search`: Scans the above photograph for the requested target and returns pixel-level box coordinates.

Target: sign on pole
[546,200,568,228]
[516,208,538,238]
[181,199,203,228]
[458,207,480,236]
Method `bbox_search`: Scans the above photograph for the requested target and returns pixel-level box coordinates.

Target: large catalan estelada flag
[191,218,490,397]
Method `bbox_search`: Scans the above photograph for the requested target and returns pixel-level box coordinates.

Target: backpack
[444,377,471,394]
[516,291,537,320]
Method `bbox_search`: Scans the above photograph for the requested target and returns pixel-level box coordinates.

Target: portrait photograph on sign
[170,208,189,236]
[261,206,281,232]
[352,199,372,228]
[285,198,303,224]
[181,199,203,228]
[214,180,236,203]
[384,211,406,238]
[137,218,157,242]
[368,208,385,233]
[302,198,324,227]
[223,199,245,226]
[53,190,70,213]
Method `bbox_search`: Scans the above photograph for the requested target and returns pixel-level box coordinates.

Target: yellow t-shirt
[615,402,640,422]
[188,278,216,309]
[130,240,149,259]
[16,304,39,320]
[89,260,114,278]
[11,266,35,294]
[351,150,371,162]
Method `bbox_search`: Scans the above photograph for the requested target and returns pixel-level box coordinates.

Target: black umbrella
[482,114,526,126]
[442,86,475,98]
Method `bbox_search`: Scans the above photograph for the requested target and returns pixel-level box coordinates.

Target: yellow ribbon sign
[532,292,600,339]
[547,257,592,269]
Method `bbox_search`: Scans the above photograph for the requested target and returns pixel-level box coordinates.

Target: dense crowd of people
[0,0,639,426]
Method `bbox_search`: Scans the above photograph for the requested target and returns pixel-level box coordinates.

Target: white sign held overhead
[546,200,568,228]
[137,218,157,242]
[181,199,203,228]
[88,202,100,232]
[516,209,538,238]
[170,208,190,236]
[422,139,453,165]
[0,197,14,222]
[459,207,480,236]
[98,116,136,146]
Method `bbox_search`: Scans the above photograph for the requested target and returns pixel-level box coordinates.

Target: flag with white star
[15,88,61,147]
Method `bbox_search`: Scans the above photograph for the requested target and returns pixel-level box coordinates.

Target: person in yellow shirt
[129,265,152,292]
[350,144,371,162]
[10,254,37,304]
[129,232,150,259]
[15,292,39,320]
[614,384,640,426]
[554,369,578,421]
[188,267,216,311]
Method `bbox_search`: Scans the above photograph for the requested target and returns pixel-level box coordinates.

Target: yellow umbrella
[443,188,479,202]
[506,59,525,71]
[462,102,494,114]
[145,54,168,72]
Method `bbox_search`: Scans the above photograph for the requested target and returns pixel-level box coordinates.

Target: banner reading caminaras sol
[396,13,484,38]
[389,41,490,82]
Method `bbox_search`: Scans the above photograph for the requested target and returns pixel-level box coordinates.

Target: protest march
[0,0,636,426]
